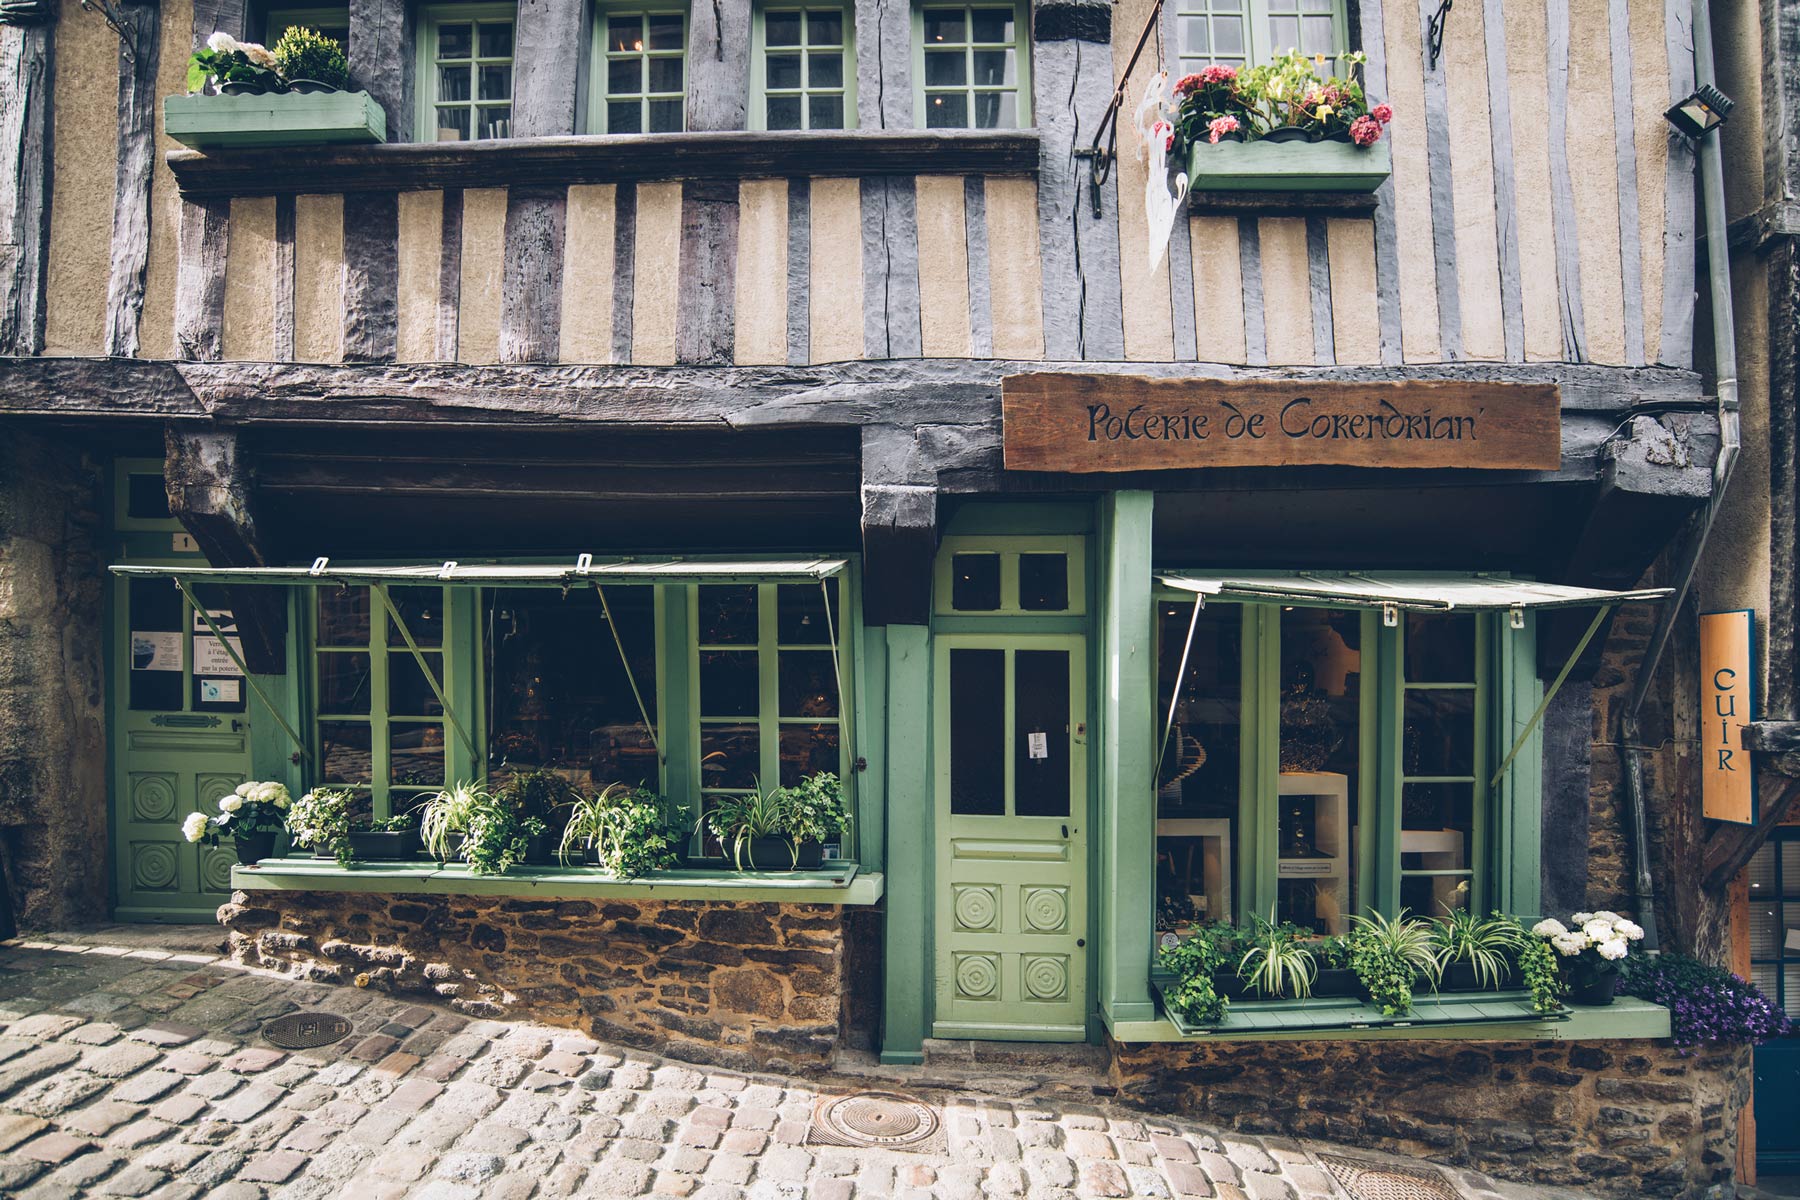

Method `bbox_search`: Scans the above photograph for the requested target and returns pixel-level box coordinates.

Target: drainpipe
[1618,0,1741,953]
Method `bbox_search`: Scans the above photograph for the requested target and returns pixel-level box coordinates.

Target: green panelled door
[113,573,255,920]
[933,634,1088,1040]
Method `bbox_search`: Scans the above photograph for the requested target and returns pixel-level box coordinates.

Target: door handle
[1061,824,1068,839]
[231,719,245,732]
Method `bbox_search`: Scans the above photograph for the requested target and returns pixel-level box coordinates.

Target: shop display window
[1275,606,1360,933]
[1155,603,1242,933]
[1749,835,1800,1020]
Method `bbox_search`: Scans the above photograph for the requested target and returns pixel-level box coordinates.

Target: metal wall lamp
[1664,84,1734,139]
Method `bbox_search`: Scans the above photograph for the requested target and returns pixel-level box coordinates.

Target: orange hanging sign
[1700,610,1756,825]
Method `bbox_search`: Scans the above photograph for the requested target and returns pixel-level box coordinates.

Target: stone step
[920,1038,1112,1074]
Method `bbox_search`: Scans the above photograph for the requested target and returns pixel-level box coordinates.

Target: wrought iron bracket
[1071,146,1111,219]
[1426,0,1452,71]
[79,0,136,60]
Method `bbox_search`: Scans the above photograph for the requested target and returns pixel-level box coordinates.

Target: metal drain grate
[262,1011,354,1050]
[808,1092,944,1153]
[1319,1153,1461,1200]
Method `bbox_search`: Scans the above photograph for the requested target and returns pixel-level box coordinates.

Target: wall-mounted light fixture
[1664,84,1734,139]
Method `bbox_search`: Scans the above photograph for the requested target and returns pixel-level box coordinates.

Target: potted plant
[419,780,487,864]
[459,786,530,876]
[1348,908,1441,1016]
[558,783,683,876]
[1311,934,1360,997]
[700,772,849,871]
[1171,50,1393,193]
[1236,912,1318,1000]
[165,29,385,149]
[345,811,420,862]
[182,780,292,866]
[1618,952,1792,1047]
[1431,908,1524,991]
[500,768,578,865]
[1530,911,1646,1005]
[285,786,357,866]
[1156,927,1232,1028]
[1517,922,1568,1015]
[776,772,851,864]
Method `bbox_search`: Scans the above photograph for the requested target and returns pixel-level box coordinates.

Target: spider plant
[419,780,489,863]
[1236,912,1319,1000]
[1349,908,1443,1016]
[1430,907,1524,989]
[700,782,789,869]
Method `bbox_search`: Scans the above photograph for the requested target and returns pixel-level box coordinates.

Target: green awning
[1154,572,1671,611]
[109,556,849,588]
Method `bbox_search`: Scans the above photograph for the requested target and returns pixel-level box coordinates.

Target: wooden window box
[164,90,388,150]
[1184,137,1391,194]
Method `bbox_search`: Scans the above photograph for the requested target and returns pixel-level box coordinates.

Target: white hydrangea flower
[1551,932,1588,957]
[1570,912,1596,925]
[235,780,253,797]
[181,812,210,843]
[1616,919,1644,941]
[207,31,243,53]
[1594,910,1623,924]
[1596,938,1629,961]
[242,42,277,69]
[219,794,243,813]
[1531,919,1568,938]
[1582,919,1615,943]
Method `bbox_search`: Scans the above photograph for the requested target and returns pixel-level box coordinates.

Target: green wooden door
[113,572,255,921]
[932,634,1088,1040]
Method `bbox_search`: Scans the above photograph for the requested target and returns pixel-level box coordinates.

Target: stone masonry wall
[0,431,108,929]
[1111,1037,1751,1200]
[220,889,877,1072]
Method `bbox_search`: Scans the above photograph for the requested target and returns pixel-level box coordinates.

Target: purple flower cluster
[1619,953,1792,1049]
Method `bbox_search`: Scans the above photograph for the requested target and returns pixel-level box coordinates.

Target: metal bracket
[1426,0,1452,71]
[79,0,136,60]
[1382,603,1400,628]
[308,556,330,576]
[1071,147,1111,219]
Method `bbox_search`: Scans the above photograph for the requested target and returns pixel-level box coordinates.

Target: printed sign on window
[199,678,241,704]
[1027,731,1049,760]
[130,631,181,672]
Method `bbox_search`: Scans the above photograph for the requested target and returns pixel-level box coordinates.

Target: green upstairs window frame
[263,5,350,48]
[752,4,856,130]
[914,1,1031,130]
[592,3,689,134]
[692,581,852,849]
[417,4,517,142]
[1172,0,1347,76]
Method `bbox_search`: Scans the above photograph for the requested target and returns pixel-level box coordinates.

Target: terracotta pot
[234,830,276,866]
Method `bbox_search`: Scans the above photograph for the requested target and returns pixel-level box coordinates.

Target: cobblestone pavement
[0,927,1586,1200]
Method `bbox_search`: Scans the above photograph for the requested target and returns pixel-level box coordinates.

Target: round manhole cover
[816,1092,940,1148]
[262,1012,354,1050]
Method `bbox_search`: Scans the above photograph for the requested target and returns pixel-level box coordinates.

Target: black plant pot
[285,79,339,94]
[1261,125,1317,143]
[1565,958,1619,1006]
[234,830,276,866]
[1439,962,1504,993]
[1312,968,1361,998]
[738,837,824,871]
[523,833,557,866]
[345,829,418,862]
[219,80,266,96]
[1211,970,1250,1000]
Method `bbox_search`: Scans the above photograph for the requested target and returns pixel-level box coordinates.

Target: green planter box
[1185,137,1391,193]
[164,90,386,150]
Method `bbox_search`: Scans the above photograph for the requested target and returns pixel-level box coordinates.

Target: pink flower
[1349,115,1383,146]
[1371,103,1393,124]
[1152,120,1174,152]
[1198,64,1237,87]
[1207,115,1240,144]
[1174,73,1204,97]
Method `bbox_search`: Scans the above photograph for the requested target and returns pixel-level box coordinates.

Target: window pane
[1213,14,1243,54]
[438,22,471,58]
[699,585,758,643]
[1404,689,1475,777]
[391,725,445,787]
[951,553,1000,610]
[1182,16,1209,54]
[479,63,512,100]
[647,98,683,130]
[317,588,370,646]
[767,95,803,129]
[1401,784,1473,863]
[609,15,643,51]
[700,650,759,717]
[478,106,511,138]
[609,56,643,94]
[808,50,843,88]
[1301,14,1336,54]
[385,586,444,647]
[1401,872,1471,918]
[808,94,843,128]
[320,721,374,785]
[478,20,513,57]
[926,92,969,128]
[317,652,372,714]
[607,100,642,133]
[973,92,1016,129]
[126,473,172,520]
[436,107,471,141]
[971,48,1014,86]
[1018,553,1068,611]
[701,723,759,789]
[777,582,839,644]
[1269,14,1299,50]
[646,12,683,49]
[1405,613,1475,683]
[388,651,445,717]
[924,49,967,86]
[648,56,683,92]
[438,64,471,102]
[923,9,966,42]
[969,7,1014,41]
[780,650,839,717]
[1277,607,1361,934]
[807,8,842,43]
[949,648,1004,815]
[768,51,803,88]
[779,724,840,786]
[1014,650,1070,817]
[766,10,802,44]
[129,578,185,710]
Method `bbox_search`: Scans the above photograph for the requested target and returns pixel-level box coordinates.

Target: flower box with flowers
[1173,55,1392,194]
[164,30,385,150]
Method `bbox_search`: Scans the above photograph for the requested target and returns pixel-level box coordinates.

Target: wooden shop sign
[1001,374,1561,472]
[1700,609,1757,825]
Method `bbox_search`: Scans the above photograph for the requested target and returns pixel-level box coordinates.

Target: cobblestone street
[0,928,1589,1200]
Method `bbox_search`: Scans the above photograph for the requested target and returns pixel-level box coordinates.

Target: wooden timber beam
[0,0,54,355]
[162,426,287,674]
[860,426,938,627]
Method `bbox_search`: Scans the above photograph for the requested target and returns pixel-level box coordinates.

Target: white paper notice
[130,631,182,672]
[194,634,245,676]
[1027,731,1049,760]
[200,678,242,704]
[1786,928,1800,952]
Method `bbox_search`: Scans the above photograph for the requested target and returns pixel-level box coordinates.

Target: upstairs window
[420,6,517,141]
[1173,0,1346,76]
[915,2,1030,130]
[264,6,350,46]
[754,5,855,130]
[596,6,688,133]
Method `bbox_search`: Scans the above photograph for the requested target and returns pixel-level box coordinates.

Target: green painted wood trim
[856,618,888,872]
[660,585,697,841]
[233,860,884,904]
[446,589,482,787]
[932,535,1087,618]
[373,583,476,763]
[249,588,308,802]
[1367,616,1403,917]
[416,3,519,142]
[1106,995,1671,1043]
[164,91,386,150]
[1240,604,1282,921]
[749,2,859,131]
[1184,139,1390,194]
[1498,613,1544,916]
[942,501,1094,538]
[909,0,1032,129]
[880,624,933,1060]
[1099,492,1156,1024]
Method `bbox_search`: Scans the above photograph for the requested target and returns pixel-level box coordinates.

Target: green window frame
[416,4,517,142]
[263,6,350,47]
[1171,0,1347,75]
[1748,830,1800,1020]
[913,1,1031,130]
[691,580,853,849]
[591,3,689,134]
[751,4,856,130]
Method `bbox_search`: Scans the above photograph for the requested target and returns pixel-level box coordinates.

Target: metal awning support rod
[370,583,476,762]
[1156,594,1205,780]
[1490,605,1613,790]
[593,583,664,764]
[819,577,855,771]
[172,577,312,761]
